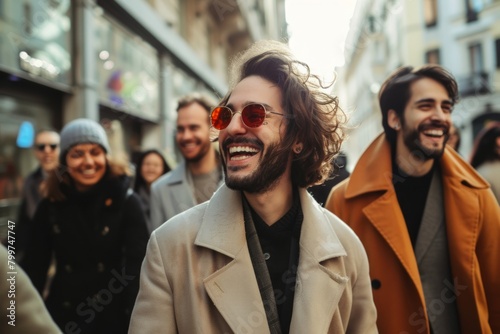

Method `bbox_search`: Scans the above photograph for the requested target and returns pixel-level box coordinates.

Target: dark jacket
[16,167,45,257]
[21,175,149,334]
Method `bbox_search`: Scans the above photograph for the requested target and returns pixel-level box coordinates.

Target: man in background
[326,65,500,333]
[17,129,60,256]
[149,93,223,233]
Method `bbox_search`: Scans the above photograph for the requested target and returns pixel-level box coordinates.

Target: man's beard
[183,140,211,163]
[222,139,290,194]
[402,121,449,161]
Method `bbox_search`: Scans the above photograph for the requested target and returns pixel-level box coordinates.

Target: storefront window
[0,0,72,85]
[94,11,160,121]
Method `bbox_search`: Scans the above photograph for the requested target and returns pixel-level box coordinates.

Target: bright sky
[286,0,357,83]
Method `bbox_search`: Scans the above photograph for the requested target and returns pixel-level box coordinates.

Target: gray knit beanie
[60,119,110,157]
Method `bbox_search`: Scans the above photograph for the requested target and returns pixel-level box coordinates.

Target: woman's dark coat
[21,175,149,333]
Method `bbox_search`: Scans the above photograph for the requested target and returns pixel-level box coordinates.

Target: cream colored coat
[129,185,378,333]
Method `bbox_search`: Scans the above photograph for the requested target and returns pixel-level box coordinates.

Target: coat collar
[345,133,489,199]
[195,185,348,333]
[166,160,187,185]
[195,185,346,260]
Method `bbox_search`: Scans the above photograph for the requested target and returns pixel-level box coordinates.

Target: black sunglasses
[36,144,58,151]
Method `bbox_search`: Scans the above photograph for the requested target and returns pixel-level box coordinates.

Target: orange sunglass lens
[242,104,266,128]
[211,107,232,130]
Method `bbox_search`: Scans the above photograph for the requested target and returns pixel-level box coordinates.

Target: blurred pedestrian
[130,40,377,333]
[17,129,60,257]
[326,65,500,333]
[1,244,61,334]
[308,152,350,206]
[149,93,223,233]
[470,122,500,203]
[447,123,461,151]
[133,149,170,226]
[20,118,149,334]
[0,244,62,334]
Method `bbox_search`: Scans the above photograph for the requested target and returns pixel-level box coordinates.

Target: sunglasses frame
[210,103,285,130]
[35,143,58,151]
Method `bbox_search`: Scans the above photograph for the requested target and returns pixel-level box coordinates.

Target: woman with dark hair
[470,122,500,203]
[21,118,149,333]
[448,123,461,151]
[133,149,170,229]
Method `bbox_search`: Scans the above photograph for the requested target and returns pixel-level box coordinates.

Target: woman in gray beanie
[21,118,149,334]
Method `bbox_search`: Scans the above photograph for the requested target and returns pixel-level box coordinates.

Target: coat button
[62,301,71,308]
[371,279,381,290]
[65,265,72,273]
[102,226,110,236]
[263,252,271,260]
[97,262,105,272]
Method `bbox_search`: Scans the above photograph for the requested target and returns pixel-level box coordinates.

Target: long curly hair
[216,40,345,188]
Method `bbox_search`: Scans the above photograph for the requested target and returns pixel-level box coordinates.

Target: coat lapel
[440,150,487,289]
[415,168,443,264]
[196,186,351,333]
[195,186,270,333]
[345,134,422,287]
[166,161,197,213]
[289,190,349,333]
[362,190,422,284]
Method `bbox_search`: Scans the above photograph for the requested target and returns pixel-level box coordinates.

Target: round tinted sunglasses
[210,103,284,130]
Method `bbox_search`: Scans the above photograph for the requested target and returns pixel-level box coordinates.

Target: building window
[424,0,438,27]
[469,43,484,73]
[495,38,500,69]
[458,42,489,97]
[425,49,440,64]
[465,0,492,22]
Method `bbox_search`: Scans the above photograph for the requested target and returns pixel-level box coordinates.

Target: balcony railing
[457,72,490,98]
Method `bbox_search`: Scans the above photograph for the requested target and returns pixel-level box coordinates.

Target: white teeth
[231,155,252,161]
[229,146,258,154]
[423,129,444,136]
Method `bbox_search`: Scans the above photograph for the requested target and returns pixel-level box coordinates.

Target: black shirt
[393,162,435,248]
[249,190,302,333]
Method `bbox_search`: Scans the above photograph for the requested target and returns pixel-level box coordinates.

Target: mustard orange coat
[326,134,500,334]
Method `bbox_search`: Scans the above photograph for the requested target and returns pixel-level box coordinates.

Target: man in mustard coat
[326,65,500,334]
[129,41,378,333]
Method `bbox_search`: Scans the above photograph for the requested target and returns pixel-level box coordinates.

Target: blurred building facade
[337,0,500,168]
[0,0,287,237]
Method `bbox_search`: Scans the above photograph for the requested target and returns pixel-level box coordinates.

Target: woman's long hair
[133,149,170,193]
[470,122,500,168]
